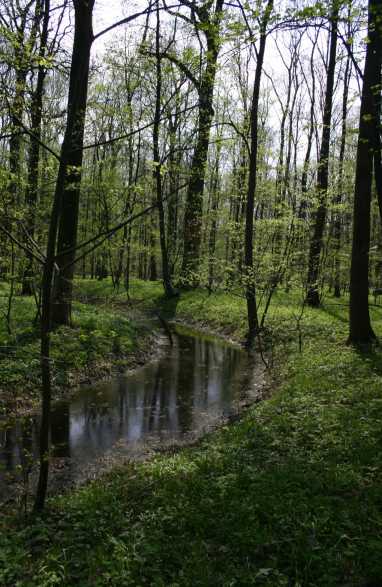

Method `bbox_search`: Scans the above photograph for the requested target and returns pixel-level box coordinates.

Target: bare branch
[0,225,45,265]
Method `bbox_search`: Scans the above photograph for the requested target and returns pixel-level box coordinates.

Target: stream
[0,324,260,498]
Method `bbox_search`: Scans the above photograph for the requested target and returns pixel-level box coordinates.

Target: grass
[1,279,382,585]
[0,280,156,417]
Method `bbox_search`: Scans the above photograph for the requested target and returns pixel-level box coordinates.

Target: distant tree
[243,0,274,346]
[162,0,224,285]
[152,6,176,296]
[333,49,352,298]
[305,0,339,307]
[22,0,52,295]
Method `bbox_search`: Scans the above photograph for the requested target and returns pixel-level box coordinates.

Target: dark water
[0,325,253,491]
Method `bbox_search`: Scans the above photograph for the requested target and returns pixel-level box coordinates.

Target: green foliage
[0,281,146,414]
[2,285,382,585]
[74,278,164,308]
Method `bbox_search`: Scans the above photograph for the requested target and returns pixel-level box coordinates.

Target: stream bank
[2,284,382,586]
[1,323,265,505]
[0,299,165,422]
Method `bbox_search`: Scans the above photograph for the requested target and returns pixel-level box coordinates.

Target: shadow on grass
[9,402,382,587]
[320,302,349,325]
[155,290,181,320]
[352,344,382,376]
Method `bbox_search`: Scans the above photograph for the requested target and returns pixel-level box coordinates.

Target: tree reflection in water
[0,327,252,491]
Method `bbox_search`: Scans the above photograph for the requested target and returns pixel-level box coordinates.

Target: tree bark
[348,0,381,345]
[298,32,318,221]
[52,0,94,326]
[153,7,176,297]
[22,0,50,295]
[305,4,338,307]
[333,53,351,298]
[180,0,224,285]
[34,0,95,511]
[244,0,273,346]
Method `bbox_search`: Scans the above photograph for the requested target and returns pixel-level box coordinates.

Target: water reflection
[0,327,250,484]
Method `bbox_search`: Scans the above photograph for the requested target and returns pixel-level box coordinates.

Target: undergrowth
[0,280,154,416]
[1,279,382,585]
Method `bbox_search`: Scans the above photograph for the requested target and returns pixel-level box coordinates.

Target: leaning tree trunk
[244,0,273,347]
[348,0,381,345]
[305,4,338,307]
[52,0,94,326]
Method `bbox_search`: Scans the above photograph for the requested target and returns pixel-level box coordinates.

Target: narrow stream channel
[0,325,256,496]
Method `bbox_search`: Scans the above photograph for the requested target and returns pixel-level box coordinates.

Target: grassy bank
[0,280,157,418]
[1,280,382,585]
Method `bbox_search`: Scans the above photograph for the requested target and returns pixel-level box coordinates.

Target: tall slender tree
[153,6,176,297]
[35,0,96,511]
[244,0,274,346]
[52,2,151,324]
[333,51,351,298]
[305,1,339,306]
[164,0,224,285]
[348,0,382,345]
[22,0,51,295]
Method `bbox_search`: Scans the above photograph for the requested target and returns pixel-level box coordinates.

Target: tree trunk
[22,0,50,295]
[180,0,224,285]
[298,33,318,221]
[348,0,381,345]
[34,0,95,510]
[52,0,94,326]
[167,107,181,276]
[208,140,222,290]
[333,53,351,298]
[306,4,338,307]
[244,0,273,346]
[154,7,175,297]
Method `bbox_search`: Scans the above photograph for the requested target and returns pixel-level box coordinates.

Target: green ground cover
[0,280,155,416]
[1,280,382,585]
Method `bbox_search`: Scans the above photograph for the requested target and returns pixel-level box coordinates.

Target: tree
[163,0,224,285]
[52,2,152,325]
[152,7,176,297]
[51,0,95,326]
[305,1,339,307]
[22,0,52,295]
[244,0,274,346]
[348,0,381,345]
[34,0,96,511]
[34,1,157,509]
[333,48,352,298]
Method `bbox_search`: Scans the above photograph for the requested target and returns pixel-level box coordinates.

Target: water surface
[0,325,254,492]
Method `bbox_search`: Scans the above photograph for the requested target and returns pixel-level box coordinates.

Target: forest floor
[2,280,382,586]
[0,280,166,420]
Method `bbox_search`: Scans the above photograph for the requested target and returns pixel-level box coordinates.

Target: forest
[1,0,382,584]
